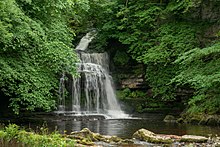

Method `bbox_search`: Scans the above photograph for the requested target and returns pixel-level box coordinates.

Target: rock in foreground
[132,128,209,144]
[132,128,173,144]
[180,135,208,143]
[67,128,130,145]
[67,128,211,146]
[163,115,177,123]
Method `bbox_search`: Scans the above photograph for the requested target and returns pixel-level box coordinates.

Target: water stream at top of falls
[57,32,127,118]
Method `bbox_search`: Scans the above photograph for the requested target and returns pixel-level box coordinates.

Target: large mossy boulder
[68,128,123,145]
[68,128,210,146]
[68,128,95,145]
[132,129,173,144]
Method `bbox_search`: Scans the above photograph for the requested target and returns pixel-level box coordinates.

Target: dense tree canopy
[0,0,85,114]
[1,0,220,116]
[94,0,220,115]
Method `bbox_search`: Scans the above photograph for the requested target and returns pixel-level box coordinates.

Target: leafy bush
[117,88,146,100]
[173,43,220,114]
[97,0,220,115]
[113,50,130,65]
[0,124,75,147]
[0,0,83,114]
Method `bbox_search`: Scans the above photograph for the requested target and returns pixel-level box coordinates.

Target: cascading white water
[58,32,127,118]
[75,31,96,51]
[73,52,127,118]
[58,73,65,112]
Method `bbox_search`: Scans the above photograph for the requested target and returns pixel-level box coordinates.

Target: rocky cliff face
[111,63,147,90]
[106,40,148,90]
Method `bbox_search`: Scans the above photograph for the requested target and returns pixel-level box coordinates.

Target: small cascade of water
[58,73,65,112]
[75,31,96,51]
[72,52,127,118]
[57,32,127,118]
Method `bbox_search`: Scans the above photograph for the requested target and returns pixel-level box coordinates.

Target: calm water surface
[23,113,220,138]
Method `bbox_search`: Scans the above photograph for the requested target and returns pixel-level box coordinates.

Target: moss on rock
[180,135,208,143]
[132,128,173,144]
[163,115,177,123]
[69,128,124,145]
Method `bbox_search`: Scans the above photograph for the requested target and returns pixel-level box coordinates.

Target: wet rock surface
[66,128,218,147]
[66,128,125,146]
[180,135,208,143]
[163,115,177,123]
[180,114,220,126]
[132,129,173,144]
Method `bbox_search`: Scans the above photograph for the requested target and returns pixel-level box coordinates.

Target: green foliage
[0,124,75,146]
[166,0,202,13]
[75,0,116,52]
[1,0,219,116]
[113,50,129,65]
[114,2,163,60]
[117,88,146,100]
[140,22,198,64]
[0,0,84,114]
[172,42,220,114]
[98,0,201,101]
[117,88,177,113]
[141,22,199,100]
[96,0,220,115]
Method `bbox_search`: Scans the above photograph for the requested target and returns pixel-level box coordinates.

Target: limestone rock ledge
[66,128,133,146]
[132,128,174,144]
[66,128,214,146]
[180,135,208,143]
[132,128,209,144]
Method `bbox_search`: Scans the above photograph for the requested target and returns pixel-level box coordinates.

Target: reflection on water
[26,113,220,138]
[56,120,220,138]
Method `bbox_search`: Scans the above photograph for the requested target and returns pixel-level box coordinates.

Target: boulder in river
[67,128,211,146]
[132,128,173,144]
[132,128,210,144]
[68,128,123,145]
[163,115,177,123]
[180,135,208,143]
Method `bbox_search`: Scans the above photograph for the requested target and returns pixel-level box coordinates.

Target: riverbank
[1,112,220,139]
[0,124,220,147]
[179,113,220,126]
[0,124,75,147]
[163,113,220,126]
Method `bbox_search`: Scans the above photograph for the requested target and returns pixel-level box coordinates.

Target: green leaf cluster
[99,1,200,101]
[117,88,146,100]
[0,0,84,114]
[173,43,220,114]
[94,0,220,114]
[0,124,75,146]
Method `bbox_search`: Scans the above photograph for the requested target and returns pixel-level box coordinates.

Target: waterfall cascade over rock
[58,32,127,118]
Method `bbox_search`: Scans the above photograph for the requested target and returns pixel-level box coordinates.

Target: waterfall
[58,32,127,118]
[75,31,96,51]
[58,73,65,112]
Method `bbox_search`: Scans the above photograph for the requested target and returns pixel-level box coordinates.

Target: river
[13,113,220,138]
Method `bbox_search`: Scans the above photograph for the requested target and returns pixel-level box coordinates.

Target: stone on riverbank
[68,128,124,145]
[67,128,211,146]
[132,128,210,144]
[180,114,220,126]
[163,115,177,123]
[132,128,173,144]
[212,136,220,147]
[180,135,208,143]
